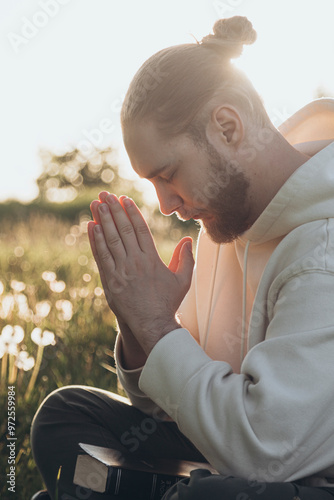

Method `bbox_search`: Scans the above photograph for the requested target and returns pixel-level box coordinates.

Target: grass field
[0,212,120,497]
[0,206,198,498]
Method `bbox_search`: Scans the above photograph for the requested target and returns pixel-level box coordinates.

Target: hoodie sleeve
[139,269,334,482]
[114,334,171,419]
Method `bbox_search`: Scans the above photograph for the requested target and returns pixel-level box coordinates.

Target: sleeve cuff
[114,334,144,397]
[139,328,214,421]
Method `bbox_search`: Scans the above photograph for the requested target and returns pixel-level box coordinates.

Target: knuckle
[136,223,148,235]
[106,235,121,248]
[120,224,134,236]
[100,250,112,264]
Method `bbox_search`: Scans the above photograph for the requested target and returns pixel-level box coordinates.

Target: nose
[155,184,182,216]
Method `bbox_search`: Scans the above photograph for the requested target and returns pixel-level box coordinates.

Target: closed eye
[162,170,176,184]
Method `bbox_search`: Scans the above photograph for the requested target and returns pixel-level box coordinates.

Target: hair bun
[200,16,257,58]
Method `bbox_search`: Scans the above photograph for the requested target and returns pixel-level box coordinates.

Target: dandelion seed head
[0,338,18,357]
[35,301,51,318]
[49,280,66,293]
[15,293,28,305]
[42,271,57,282]
[0,294,15,319]
[56,300,73,321]
[15,350,35,371]
[31,328,56,347]
[10,280,26,292]
[1,324,14,340]
[1,324,24,344]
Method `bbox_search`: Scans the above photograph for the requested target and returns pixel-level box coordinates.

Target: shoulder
[263,219,334,305]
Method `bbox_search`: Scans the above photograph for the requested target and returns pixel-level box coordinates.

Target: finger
[90,200,102,224]
[120,197,157,254]
[104,194,140,255]
[90,192,110,224]
[119,195,131,221]
[99,191,110,202]
[87,221,109,291]
[175,240,194,291]
[168,237,193,273]
[98,201,128,261]
[93,223,116,275]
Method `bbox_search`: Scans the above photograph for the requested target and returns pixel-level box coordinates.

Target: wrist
[140,319,181,356]
[116,320,147,370]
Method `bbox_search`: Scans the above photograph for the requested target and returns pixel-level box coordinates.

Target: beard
[191,139,252,244]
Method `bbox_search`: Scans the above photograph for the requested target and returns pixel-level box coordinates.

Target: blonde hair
[121,16,270,140]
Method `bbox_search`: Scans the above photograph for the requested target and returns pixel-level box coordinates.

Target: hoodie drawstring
[241,240,250,365]
[203,245,220,352]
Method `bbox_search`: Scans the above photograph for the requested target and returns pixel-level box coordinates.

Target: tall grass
[0,213,122,498]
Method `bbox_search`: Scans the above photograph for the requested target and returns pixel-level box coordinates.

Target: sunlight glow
[1,0,333,202]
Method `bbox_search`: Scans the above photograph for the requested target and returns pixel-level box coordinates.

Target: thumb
[168,236,192,273]
[175,240,194,289]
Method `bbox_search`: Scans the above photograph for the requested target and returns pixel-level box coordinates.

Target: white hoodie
[115,98,334,487]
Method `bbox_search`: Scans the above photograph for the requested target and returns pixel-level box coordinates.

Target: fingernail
[99,203,109,214]
[107,194,117,204]
[94,224,102,233]
[123,198,132,207]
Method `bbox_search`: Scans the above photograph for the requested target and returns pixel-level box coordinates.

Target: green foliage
[0,214,120,497]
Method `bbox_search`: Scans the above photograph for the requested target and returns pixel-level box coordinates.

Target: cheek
[178,170,204,201]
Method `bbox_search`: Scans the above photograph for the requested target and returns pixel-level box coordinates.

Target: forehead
[123,121,179,178]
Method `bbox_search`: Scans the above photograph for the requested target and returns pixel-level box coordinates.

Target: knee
[30,385,85,458]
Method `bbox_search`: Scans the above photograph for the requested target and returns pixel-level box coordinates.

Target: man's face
[124,121,252,244]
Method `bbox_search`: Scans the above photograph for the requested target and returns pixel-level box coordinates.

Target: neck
[239,126,311,225]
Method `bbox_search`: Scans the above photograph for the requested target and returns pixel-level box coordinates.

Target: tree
[36,146,136,204]
[35,145,199,244]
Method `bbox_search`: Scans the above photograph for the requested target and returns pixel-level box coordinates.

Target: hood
[238,98,334,363]
[242,98,334,245]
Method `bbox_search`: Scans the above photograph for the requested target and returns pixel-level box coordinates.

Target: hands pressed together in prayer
[88,191,194,361]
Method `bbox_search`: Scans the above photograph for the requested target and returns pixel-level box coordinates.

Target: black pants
[30,385,334,500]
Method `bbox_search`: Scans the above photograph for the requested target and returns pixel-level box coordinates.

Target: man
[31,16,334,500]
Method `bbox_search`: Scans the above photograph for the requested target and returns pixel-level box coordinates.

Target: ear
[209,105,244,146]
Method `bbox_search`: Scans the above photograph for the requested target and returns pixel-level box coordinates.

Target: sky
[1,0,334,203]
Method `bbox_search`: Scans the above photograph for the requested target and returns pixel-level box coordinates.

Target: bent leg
[30,385,205,499]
